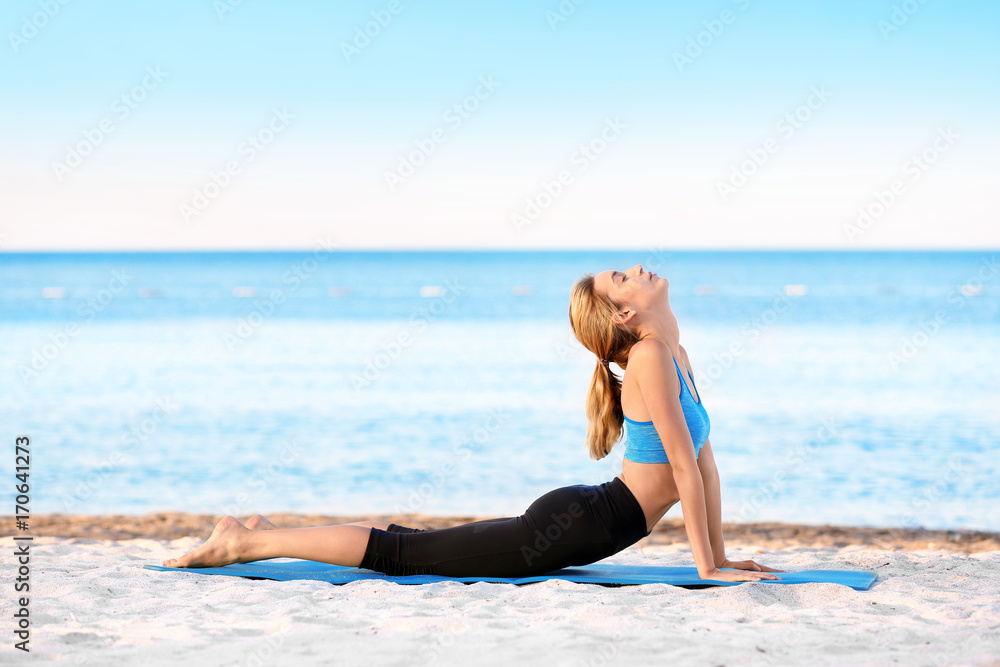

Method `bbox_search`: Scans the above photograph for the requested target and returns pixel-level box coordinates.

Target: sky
[1,0,998,251]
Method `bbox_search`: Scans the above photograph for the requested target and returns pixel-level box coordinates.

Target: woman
[164,264,782,582]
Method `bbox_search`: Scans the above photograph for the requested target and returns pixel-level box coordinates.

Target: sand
[11,512,1000,552]
[8,515,1000,665]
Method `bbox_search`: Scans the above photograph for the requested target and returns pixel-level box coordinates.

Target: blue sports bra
[622,356,710,464]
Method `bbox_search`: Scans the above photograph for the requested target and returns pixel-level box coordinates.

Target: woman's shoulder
[622,339,682,409]
[629,336,664,354]
[627,339,690,372]
[626,337,670,367]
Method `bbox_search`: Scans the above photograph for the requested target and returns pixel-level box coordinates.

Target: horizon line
[2,247,998,255]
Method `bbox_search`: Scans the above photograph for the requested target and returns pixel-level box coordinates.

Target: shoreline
[6,512,999,552]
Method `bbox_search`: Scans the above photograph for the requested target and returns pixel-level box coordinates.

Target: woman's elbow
[697,455,719,480]
[670,457,702,481]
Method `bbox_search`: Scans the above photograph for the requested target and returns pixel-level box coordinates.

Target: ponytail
[568,274,640,460]
[584,360,625,460]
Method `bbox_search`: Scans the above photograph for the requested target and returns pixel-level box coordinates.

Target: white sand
[19,537,1000,666]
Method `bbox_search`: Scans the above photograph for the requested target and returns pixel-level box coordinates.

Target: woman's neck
[637,314,681,355]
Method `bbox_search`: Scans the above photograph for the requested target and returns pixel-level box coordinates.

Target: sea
[2,250,998,531]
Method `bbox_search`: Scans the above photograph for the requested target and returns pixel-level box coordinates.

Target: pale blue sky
[2,0,998,249]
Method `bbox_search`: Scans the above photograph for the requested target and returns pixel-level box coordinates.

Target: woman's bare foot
[245,514,279,531]
[162,516,253,568]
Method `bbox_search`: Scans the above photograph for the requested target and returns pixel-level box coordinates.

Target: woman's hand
[719,558,787,573]
[698,566,782,582]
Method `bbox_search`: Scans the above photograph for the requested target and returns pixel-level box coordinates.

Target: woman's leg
[162,481,644,575]
[245,514,391,532]
[163,516,376,568]
[386,516,516,534]
[163,515,515,568]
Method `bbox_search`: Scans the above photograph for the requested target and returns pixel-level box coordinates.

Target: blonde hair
[568,273,641,460]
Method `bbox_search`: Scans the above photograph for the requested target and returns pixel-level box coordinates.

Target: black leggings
[359,477,651,577]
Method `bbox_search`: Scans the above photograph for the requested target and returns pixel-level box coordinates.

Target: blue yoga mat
[144,560,877,591]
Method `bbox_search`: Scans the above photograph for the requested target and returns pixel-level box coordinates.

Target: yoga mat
[145,560,877,591]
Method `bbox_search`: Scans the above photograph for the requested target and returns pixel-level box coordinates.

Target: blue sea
[2,250,998,531]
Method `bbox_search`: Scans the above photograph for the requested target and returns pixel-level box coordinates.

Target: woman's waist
[578,477,647,532]
[616,467,678,533]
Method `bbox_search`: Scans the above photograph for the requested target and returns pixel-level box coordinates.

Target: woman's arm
[678,346,725,565]
[673,469,717,577]
[628,340,720,578]
[698,437,787,574]
[677,346,726,566]
[628,338,778,581]
[697,438,727,567]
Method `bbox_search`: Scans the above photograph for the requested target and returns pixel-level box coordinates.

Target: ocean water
[2,250,998,531]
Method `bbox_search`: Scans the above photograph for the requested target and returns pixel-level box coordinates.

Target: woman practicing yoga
[164,264,783,582]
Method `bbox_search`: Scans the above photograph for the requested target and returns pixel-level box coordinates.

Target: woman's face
[594,264,669,316]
